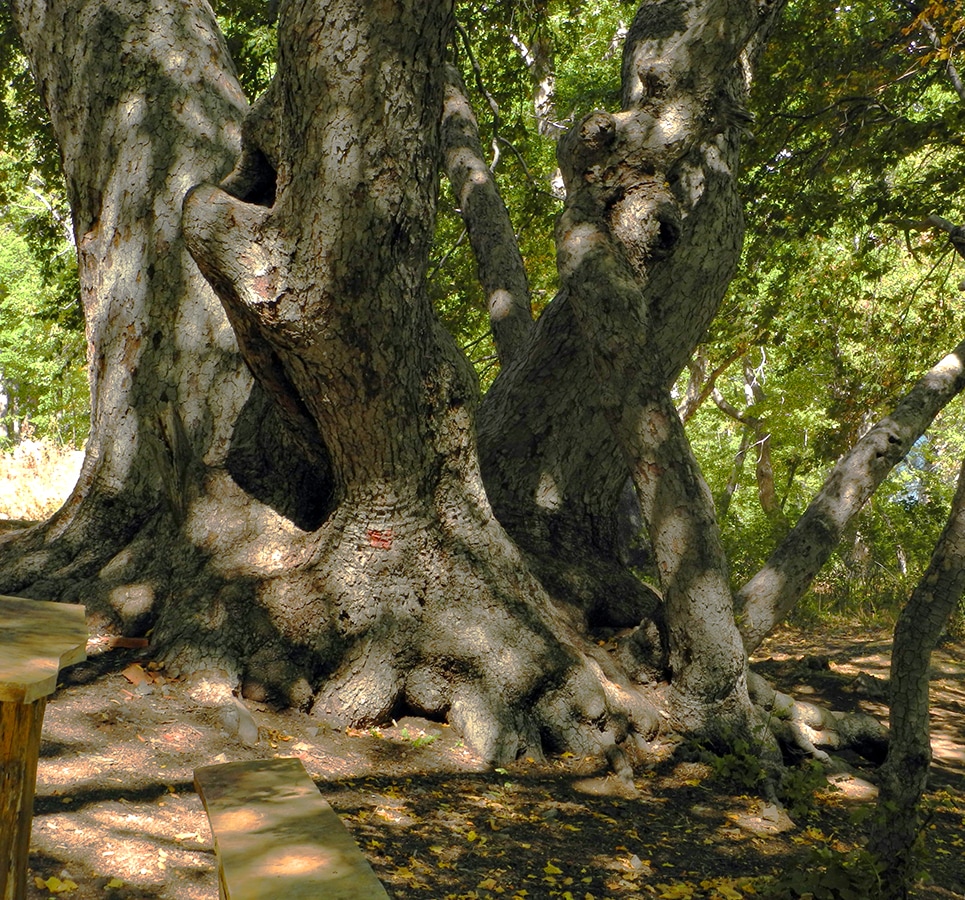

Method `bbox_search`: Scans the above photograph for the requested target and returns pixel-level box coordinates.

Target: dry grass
[0,438,83,522]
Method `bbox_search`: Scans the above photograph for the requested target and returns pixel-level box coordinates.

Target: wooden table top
[0,596,87,703]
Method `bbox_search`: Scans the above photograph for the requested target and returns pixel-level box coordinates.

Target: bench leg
[0,698,46,900]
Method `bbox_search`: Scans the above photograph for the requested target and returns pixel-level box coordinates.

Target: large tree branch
[737,338,965,651]
[440,64,534,367]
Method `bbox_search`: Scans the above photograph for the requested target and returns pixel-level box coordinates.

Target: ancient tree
[7,0,965,782]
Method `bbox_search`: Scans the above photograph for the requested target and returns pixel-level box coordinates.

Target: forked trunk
[182,0,657,763]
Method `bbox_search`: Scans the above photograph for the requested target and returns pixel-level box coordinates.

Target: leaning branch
[737,337,965,652]
[440,64,534,367]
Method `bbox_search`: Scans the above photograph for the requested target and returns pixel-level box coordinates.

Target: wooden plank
[0,597,87,703]
[194,757,389,900]
[0,697,46,900]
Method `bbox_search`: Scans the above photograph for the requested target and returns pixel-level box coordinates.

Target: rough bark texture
[477,0,768,661]
[180,0,659,765]
[441,64,534,367]
[870,458,965,897]
[545,0,762,735]
[11,0,914,768]
[1,0,254,620]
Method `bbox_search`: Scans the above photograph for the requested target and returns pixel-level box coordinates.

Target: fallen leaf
[121,663,151,686]
[109,636,149,649]
[35,876,78,893]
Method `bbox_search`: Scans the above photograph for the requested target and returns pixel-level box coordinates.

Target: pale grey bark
[737,339,965,652]
[510,25,563,139]
[478,0,770,649]
[871,457,965,897]
[441,64,534,367]
[0,0,261,616]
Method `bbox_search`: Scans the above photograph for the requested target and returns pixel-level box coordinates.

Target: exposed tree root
[145,492,663,768]
[749,671,889,766]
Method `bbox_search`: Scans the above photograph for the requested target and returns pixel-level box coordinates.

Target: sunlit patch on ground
[14,626,963,900]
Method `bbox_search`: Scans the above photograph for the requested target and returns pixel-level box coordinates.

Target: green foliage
[683,0,965,620]
[680,734,828,820]
[763,842,884,899]
[0,204,87,445]
[0,11,87,446]
[211,0,277,99]
[779,759,829,821]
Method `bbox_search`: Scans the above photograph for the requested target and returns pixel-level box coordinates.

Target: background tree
[684,0,965,629]
[0,28,86,445]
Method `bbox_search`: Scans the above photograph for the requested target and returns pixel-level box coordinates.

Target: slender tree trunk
[871,457,965,898]
[737,340,965,652]
[440,64,534,367]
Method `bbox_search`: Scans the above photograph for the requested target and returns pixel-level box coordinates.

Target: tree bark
[0,0,302,618]
[477,0,768,644]
[181,0,658,764]
[870,457,965,898]
[17,0,914,765]
[549,0,765,736]
[440,64,534,368]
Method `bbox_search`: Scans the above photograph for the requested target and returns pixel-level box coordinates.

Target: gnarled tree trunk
[12,0,945,770]
[180,0,661,764]
[1,0,300,624]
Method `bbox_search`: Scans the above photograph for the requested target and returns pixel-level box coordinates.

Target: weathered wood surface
[0,596,87,703]
[0,596,87,900]
[194,757,389,900]
[0,698,45,900]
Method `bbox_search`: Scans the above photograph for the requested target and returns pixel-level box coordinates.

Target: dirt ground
[22,622,965,900]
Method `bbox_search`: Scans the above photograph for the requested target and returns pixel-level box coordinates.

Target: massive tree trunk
[1,0,277,622]
[180,0,661,764]
[12,0,950,768]
[478,0,771,735]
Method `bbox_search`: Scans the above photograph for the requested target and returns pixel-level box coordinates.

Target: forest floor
[20,620,965,900]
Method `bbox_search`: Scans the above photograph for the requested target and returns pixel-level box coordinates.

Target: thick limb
[737,341,965,652]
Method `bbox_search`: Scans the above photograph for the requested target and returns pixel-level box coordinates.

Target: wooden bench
[0,596,87,900]
[194,757,389,900]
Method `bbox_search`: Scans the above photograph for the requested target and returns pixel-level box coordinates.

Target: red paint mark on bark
[367,528,393,549]
[253,274,275,301]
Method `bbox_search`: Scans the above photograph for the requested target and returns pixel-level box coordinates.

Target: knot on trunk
[557,111,620,198]
[609,184,682,272]
[558,110,683,276]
